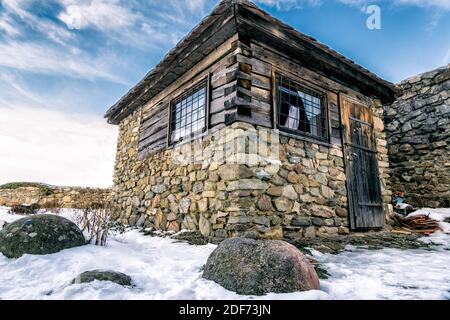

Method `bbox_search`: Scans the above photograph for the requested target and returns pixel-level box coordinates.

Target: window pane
[170,82,207,143]
[278,76,327,140]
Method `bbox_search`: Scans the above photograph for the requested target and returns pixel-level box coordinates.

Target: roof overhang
[105,0,399,125]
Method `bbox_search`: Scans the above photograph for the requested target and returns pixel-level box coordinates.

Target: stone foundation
[384,65,450,207]
[0,184,111,209]
[111,106,390,241]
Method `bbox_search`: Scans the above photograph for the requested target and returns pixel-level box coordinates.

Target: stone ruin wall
[384,65,450,208]
[111,99,391,241]
[0,186,111,209]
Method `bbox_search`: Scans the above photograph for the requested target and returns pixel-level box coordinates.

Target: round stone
[0,215,86,258]
[202,238,320,295]
[72,270,132,287]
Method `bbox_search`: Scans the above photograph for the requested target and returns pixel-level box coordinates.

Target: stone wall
[111,100,391,240]
[0,185,111,209]
[384,64,450,207]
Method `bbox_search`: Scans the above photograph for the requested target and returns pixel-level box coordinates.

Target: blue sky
[0,0,449,187]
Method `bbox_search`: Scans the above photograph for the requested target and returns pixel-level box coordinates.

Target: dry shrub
[9,204,40,215]
[76,203,111,246]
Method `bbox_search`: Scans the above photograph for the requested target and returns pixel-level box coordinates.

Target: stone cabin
[105,0,398,241]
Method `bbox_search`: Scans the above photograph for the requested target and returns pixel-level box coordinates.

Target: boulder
[202,238,320,295]
[72,270,132,287]
[0,215,86,258]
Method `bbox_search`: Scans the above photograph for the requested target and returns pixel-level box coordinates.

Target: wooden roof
[105,0,398,125]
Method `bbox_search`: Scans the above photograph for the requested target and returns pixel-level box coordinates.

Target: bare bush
[9,204,40,215]
[76,204,111,246]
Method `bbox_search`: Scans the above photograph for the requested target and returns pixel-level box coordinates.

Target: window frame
[275,74,330,143]
[168,79,209,145]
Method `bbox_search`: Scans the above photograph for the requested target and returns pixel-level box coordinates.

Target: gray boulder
[0,215,86,258]
[72,270,132,287]
[202,238,320,295]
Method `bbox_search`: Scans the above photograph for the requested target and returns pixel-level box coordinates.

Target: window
[277,75,328,141]
[170,81,207,144]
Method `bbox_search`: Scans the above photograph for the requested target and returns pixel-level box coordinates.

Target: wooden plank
[251,42,376,107]
[139,129,168,149]
[252,73,271,90]
[210,96,226,114]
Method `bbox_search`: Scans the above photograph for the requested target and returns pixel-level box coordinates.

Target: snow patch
[1,206,450,300]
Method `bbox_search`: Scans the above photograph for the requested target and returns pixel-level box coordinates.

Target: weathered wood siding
[138,35,386,158]
[137,34,242,159]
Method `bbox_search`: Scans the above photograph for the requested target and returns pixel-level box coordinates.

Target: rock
[0,215,85,258]
[267,186,282,197]
[72,270,132,287]
[257,194,273,211]
[151,185,166,194]
[259,226,283,240]
[320,185,335,199]
[300,194,314,203]
[273,197,293,212]
[132,196,141,207]
[287,172,300,183]
[128,214,138,226]
[167,212,177,221]
[282,185,298,200]
[292,216,312,227]
[145,191,155,200]
[202,238,320,295]
[136,214,147,227]
[197,198,208,213]
[218,164,253,181]
[182,215,198,231]
[199,214,212,237]
[310,205,335,218]
[288,155,301,164]
[228,216,252,224]
[303,226,316,238]
[167,221,180,232]
[316,227,339,237]
[253,216,270,226]
[255,168,272,181]
[227,179,268,191]
[192,182,204,193]
[179,198,191,214]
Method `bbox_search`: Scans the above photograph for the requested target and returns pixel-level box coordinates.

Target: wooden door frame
[339,93,383,230]
[339,93,357,230]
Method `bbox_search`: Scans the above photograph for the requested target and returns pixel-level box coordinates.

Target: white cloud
[2,0,74,44]
[0,14,21,36]
[0,106,117,188]
[57,0,212,44]
[393,0,450,10]
[58,0,137,31]
[0,41,125,83]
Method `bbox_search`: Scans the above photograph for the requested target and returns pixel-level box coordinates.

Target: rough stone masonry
[384,64,450,208]
[110,107,391,242]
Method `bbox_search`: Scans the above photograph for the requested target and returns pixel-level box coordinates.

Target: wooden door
[341,96,384,230]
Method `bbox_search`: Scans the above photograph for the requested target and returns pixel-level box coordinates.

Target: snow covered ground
[0,207,449,300]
